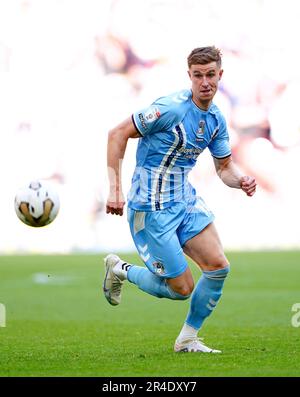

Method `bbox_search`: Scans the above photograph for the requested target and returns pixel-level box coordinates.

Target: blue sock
[186,266,230,330]
[127,266,189,301]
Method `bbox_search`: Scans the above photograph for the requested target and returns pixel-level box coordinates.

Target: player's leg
[126,264,193,300]
[180,222,229,329]
[174,198,230,353]
[103,204,194,305]
[104,251,192,305]
[183,222,229,271]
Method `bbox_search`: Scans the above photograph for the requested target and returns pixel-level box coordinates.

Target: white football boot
[103,254,125,306]
[174,337,221,353]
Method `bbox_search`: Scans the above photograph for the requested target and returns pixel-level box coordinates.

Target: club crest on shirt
[196,120,205,141]
[152,261,165,275]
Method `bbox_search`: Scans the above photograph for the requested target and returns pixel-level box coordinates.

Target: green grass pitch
[0,251,300,377]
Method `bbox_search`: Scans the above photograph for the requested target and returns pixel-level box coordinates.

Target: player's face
[188,62,223,110]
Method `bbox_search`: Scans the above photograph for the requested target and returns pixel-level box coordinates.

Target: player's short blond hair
[187,46,222,68]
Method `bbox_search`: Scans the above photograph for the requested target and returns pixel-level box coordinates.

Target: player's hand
[106,190,125,216]
[240,176,257,197]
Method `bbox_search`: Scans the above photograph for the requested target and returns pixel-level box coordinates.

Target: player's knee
[179,285,194,297]
[166,268,194,299]
[170,284,194,299]
[208,261,230,273]
[205,264,230,279]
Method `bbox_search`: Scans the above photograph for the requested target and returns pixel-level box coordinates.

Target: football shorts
[127,197,215,279]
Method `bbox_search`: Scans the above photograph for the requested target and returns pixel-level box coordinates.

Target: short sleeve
[208,116,231,159]
[132,101,172,136]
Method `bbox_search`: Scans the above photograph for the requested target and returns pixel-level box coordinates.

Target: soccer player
[104,46,256,353]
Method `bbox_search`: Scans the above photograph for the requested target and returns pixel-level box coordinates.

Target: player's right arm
[106,117,141,216]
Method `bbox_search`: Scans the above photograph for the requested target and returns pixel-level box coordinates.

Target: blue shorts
[127,197,215,279]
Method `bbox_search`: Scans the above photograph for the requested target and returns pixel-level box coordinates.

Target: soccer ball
[14,180,60,227]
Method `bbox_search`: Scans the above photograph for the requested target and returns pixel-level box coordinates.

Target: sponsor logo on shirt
[144,106,161,123]
[138,113,147,130]
[178,147,204,159]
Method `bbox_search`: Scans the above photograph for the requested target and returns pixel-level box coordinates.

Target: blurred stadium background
[1,0,300,254]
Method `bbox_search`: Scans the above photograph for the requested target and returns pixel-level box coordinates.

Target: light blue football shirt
[128,89,231,211]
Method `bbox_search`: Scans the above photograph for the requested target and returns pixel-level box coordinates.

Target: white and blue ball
[14,180,60,227]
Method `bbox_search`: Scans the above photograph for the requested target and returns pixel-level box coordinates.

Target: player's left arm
[213,155,257,197]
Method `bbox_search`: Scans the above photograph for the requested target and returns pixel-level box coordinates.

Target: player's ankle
[113,261,131,281]
[176,323,198,343]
